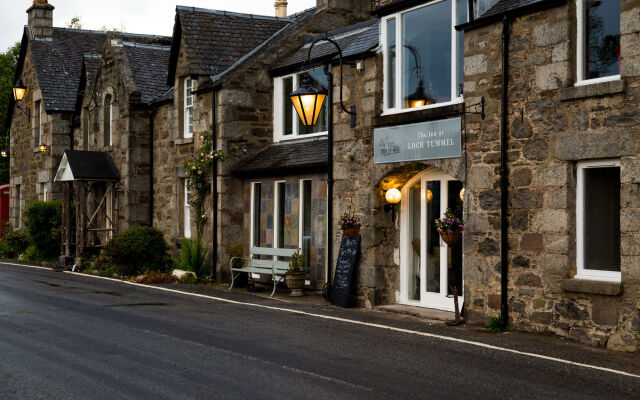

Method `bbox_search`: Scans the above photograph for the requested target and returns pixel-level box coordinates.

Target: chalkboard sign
[331,234,361,308]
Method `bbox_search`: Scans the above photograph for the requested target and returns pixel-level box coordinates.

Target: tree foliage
[0,42,20,185]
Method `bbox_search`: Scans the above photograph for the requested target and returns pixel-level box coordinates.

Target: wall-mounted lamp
[12,78,30,118]
[384,187,401,220]
[39,144,48,152]
[459,187,465,201]
[0,149,9,158]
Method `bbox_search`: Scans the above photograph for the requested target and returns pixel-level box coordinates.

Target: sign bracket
[464,96,485,120]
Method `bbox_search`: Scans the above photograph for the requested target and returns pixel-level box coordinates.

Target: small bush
[486,316,507,333]
[178,237,210,280]
[24,245,45,262]
[25,200,64,260]
[0,241,11,258]
[3,231,31,258]
[103,226,170,276]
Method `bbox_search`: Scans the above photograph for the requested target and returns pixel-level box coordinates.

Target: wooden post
[64,182,72,258]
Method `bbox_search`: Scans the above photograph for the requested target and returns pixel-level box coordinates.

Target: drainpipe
[149,107,158,227]
[211,90,218,281]
[324,64,334,288]
[500,15,510,328]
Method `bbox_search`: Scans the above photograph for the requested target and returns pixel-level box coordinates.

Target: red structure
[0,184,9,239]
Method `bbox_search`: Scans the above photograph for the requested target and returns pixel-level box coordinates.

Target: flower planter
[285,272,305,297]
[341,225,361,238]
[440,231,462,246]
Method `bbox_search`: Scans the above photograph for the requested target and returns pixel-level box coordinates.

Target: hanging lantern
[39,144,47,152]
[0,149,8,158]
[289,73,327,126]
[13,78,27,102]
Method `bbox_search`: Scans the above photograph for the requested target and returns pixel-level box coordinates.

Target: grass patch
[486,316,508,333]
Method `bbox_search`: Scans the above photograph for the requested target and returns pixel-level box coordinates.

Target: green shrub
[0,241,11,258]
[25,200,63,260]
[103,226,170,276]
[24,245,45,262]
[178,237,210,280]
[486,316,507,333]
[3,231,31,258]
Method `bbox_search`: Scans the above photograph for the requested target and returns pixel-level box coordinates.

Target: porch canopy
[55,150,120,182]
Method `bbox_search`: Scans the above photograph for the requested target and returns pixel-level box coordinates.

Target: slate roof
[233,138,328,177]
[169,6,297,83]
[273,19,379,72]
[29,28,106,113]
[123,42,172,104]
[62,150,120,181]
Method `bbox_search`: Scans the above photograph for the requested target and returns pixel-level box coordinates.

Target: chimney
[27,0,54,39]
[275,1,288,18]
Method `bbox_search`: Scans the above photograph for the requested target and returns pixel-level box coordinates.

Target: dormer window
[382,0,467,113]
[273,68,328,142]
[104,94,112,147]
[576,0,620,85]
[184,78,194,139]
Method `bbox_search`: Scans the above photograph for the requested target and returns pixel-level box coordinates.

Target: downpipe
[500,15,510,328]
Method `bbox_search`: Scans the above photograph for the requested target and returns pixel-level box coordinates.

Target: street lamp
[290,33,356,302]
[39,144,48,152]
[12,78,30,118]
[384,188,401,221]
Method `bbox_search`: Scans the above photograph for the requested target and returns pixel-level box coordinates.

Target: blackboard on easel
[331,235,361,308]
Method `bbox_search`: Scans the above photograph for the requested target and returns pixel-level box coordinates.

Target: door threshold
[375,304,458,322]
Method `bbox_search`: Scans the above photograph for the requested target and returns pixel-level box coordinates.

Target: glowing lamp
[289,73,326,126]
[385,188,401,204]
[39,144,47,152]
[0,149,7,158]
[427,189,433,203]
[459,188,465,201]
[13,79,26,102]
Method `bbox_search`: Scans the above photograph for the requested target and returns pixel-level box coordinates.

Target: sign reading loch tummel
[374,117,462,164]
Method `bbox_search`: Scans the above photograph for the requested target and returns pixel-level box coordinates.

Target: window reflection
[585,0,620,79]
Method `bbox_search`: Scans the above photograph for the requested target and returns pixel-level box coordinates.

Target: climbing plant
[182,134,226,240]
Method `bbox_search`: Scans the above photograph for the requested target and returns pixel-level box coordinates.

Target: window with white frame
[576,159,621,281]
[383,0,467,113]
[106,188,113,240]
[40,183,47,201]
[273,68,328,141]
[184,78,194,139]
[577,0,620,84]
[34,100,42,146]
[104,94,112,147]
[184,179,192,239]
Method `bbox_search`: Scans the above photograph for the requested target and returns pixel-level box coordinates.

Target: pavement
[1,262,639,400]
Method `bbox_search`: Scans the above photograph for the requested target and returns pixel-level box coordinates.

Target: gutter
[500,16,510,329]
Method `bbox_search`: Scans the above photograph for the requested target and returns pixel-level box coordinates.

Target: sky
[0,0,317,52]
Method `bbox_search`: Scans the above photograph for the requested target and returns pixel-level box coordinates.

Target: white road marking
[0,261,52,271]
[2,262,639,380]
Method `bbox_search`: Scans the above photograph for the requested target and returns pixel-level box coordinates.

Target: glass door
[401,169,463,311]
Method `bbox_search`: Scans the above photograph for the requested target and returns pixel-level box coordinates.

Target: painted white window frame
[575,159,621,282]
[38,101,43,145]
[273,70,328,142]
[184,78,194,139]
[249,182,261,250]
[298,179,312,251]
[41,182,47,202]
[381,0,465,116]
[184,179,192,239]
[108,102,113,146]
[575,0,621,86]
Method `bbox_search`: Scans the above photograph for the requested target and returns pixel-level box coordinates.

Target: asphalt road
[1,263,639,400]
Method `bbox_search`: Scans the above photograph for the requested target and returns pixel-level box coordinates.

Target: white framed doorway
[400,168,464,311]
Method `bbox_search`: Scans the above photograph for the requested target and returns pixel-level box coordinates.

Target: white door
[400,169,464,312]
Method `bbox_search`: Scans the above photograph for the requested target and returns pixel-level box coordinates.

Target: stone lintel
[561,278,623,296]
[552,131,638,160]
[559,79,625,101]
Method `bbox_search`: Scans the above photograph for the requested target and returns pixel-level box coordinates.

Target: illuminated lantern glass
[39,144,47,152]
[0,149,7,158]
[13,79,26,102]
[407,81,431,108]
[426,189,433,203]
[459,188,465,201]
[385,188,401,204]
[289,73,327,126]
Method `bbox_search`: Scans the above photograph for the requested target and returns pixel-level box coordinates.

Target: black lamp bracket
[303,33,356,128]
[464,96,485,120]
[15,101,30,119]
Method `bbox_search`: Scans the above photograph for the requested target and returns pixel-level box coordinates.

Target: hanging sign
[374,117,462,164]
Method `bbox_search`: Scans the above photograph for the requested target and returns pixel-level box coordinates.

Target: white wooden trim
[249,182,261,249]
[184,179,191,239]
[576,159,621,282]
[273,180,286,253]
[575,75,621,87]
[184,78,193,139]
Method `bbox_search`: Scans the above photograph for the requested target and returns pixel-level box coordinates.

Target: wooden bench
[229,247,297,296]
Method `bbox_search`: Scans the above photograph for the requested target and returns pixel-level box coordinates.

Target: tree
[66,16,82,29]
[0,42,21,185]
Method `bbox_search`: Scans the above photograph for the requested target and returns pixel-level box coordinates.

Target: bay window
[576,160,621,281]
[383,0,467,113]
[273,68,328,141]
[577,0,620,84]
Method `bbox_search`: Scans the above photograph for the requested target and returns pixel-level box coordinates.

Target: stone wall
[462,1,640,351]
[10,41,69,230]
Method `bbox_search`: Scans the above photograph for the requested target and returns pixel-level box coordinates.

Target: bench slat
[250,247,297,257]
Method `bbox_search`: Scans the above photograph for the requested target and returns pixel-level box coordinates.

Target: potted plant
[285,248,305,297]
[435,208,464,246]
[338,211,361,238]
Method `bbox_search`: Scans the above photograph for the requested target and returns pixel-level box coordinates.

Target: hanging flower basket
[338,211,361,238]
[342,226,361,238]
[440,230,462,246]
[435,208,464,247]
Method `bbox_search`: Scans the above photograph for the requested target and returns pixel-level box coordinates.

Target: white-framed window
[104,94,112,147]
[299,179,312,272]
[184,179,191,239]
[40,183,47,201]
[576,159,621,282]
[250,182,262,248]
[382,0,467,114]
[273,68,328,142]
[576,0,621,85]
[184,78,194,139]
[34,100,42,146]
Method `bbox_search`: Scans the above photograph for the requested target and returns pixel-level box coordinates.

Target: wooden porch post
[75,181,86,266]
